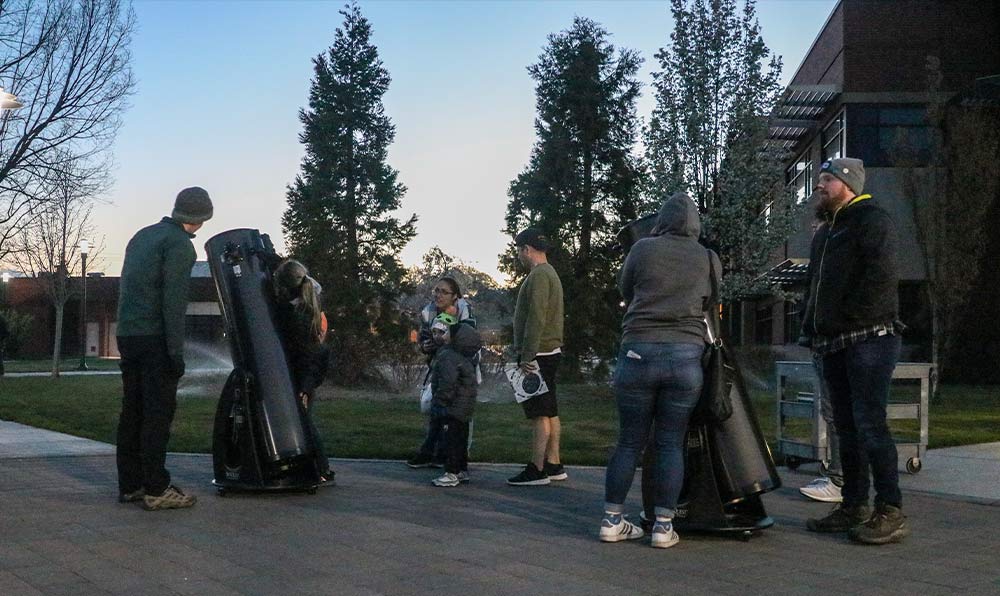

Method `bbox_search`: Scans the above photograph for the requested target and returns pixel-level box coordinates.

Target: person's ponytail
[299,275,324,340]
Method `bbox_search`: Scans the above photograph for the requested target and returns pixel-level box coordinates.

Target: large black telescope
[206,228,320,494]
[618,216,781,540]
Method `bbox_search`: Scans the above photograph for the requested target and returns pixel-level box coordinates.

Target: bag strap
[704,249,721,346]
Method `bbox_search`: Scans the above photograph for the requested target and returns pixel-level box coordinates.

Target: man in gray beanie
[115,187,213,511]
[800,158,908,544]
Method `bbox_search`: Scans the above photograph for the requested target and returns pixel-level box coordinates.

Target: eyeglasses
[432,288,454,295]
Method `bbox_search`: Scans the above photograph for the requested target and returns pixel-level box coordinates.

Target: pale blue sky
[94,0,838,282]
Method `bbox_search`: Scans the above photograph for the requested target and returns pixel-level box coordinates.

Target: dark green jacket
[116,217,196,357]
[512,262,564,364]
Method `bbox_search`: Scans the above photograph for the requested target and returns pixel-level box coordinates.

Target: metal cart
[775,361,932,474]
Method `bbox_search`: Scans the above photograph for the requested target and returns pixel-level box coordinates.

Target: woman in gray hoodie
[599,192,721,549]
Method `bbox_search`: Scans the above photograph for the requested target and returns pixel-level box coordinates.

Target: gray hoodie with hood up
[619,192,721,345]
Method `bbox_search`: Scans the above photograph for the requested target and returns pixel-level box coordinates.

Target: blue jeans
[821,333,902,508]
[604,342,704,518]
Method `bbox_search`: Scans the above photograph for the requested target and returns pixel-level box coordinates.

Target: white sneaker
[432,473,460,487]
[650,520,680,549]
[799,477,843,503]
[599,514,644,543]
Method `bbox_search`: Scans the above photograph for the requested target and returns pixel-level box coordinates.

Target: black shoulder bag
[691,250,733,425]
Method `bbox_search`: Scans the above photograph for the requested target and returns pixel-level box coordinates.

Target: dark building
[1,263,222,360]
[747,0,1000,365]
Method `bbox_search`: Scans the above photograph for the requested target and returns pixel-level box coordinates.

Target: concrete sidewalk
[1,422,999,595]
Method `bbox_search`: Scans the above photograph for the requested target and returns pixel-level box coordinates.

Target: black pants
[116,335,178,496]
[299,396,330,477]
[442,416,469,475]
[418,415,446,463]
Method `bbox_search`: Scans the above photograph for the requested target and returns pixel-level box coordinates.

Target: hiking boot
[456,471,470,483]
[142,485,197,511]
[432,472,460,487]
[599,513,644,543]
[800,477,843,503]
[543,461,568,481]
[118,488,145,503]
[806,503,871,533]
[849,503,909,545]
[650,519,680,549]
[507,463,550,486]
[406,453,435,468]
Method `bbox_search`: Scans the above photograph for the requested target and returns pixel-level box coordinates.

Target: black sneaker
[118,488,145,503]
[849,503,909,545]
[806,503,872,533]
[543,461,568,481]
[406,453,435,468]
[507,462,550,486]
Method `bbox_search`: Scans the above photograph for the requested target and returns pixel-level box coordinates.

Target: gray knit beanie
[820,158,865,194]
[172,187,214,224]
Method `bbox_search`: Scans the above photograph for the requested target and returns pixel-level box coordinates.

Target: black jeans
[116,335,179,496]
[822,333,902,508]
[442,416,470,475]
[299,396,330,477]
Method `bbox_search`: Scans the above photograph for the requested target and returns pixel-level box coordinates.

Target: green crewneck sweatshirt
[512,262,564,363]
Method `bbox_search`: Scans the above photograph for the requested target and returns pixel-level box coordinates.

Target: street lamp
[77,239,90,371]
[0,87,24,110]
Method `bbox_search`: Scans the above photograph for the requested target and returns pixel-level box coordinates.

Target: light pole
[77,239,90,371]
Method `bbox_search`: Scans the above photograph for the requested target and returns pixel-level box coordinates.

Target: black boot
[806,503,871,533]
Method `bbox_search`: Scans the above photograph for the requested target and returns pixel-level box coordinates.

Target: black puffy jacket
[801,195,899,338]
[430,324,482,423]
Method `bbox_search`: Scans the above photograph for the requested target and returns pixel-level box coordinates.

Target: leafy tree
[645,0,793,301]
[503,17,643,378]
[0,0,134,261]
[282,3,416,386]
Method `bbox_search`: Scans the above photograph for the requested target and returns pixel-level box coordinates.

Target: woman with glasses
[406,277,477,469]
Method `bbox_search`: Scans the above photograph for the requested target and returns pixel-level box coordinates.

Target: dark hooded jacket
[431,323,483,423]
[619,192,721,345]
[800,196,899,338]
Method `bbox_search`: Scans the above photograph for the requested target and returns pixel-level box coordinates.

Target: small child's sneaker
[651,519,680,549]
[599,513,644,543]
[432,473,460,487]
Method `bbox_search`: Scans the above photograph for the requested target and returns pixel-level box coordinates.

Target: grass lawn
[1,374,997,465]
[2,357,122,373]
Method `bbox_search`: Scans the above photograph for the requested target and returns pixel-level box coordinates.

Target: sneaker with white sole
[142,485,196,511]
[800,477,843,503]
[599,513,644,543]
[650,519,680,549]
[543,461,568,481]
[507,463,550,486]
[432,472,460,487]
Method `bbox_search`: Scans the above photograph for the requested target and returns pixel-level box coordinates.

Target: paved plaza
[1,421,999,595]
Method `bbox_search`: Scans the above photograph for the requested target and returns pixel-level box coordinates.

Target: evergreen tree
[645,0,793,301]
[503,17,643,378]
[283,3,416,385]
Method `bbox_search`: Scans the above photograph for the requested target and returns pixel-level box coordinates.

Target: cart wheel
[906,457,922,474]
[786,456,801,470]
[740,531,752,542]
[216,487,228,497]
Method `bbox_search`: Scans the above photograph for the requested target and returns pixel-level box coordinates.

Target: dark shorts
[521,353,561,419]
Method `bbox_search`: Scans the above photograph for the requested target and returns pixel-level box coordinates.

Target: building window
[784,300,802,344]
[848,105,931,167]
[786,152,813,205]
[755,304,774,345]
[822,110,846,161]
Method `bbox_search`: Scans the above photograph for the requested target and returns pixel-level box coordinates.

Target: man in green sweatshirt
[115,187,213,511]
[507,228,565,486]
